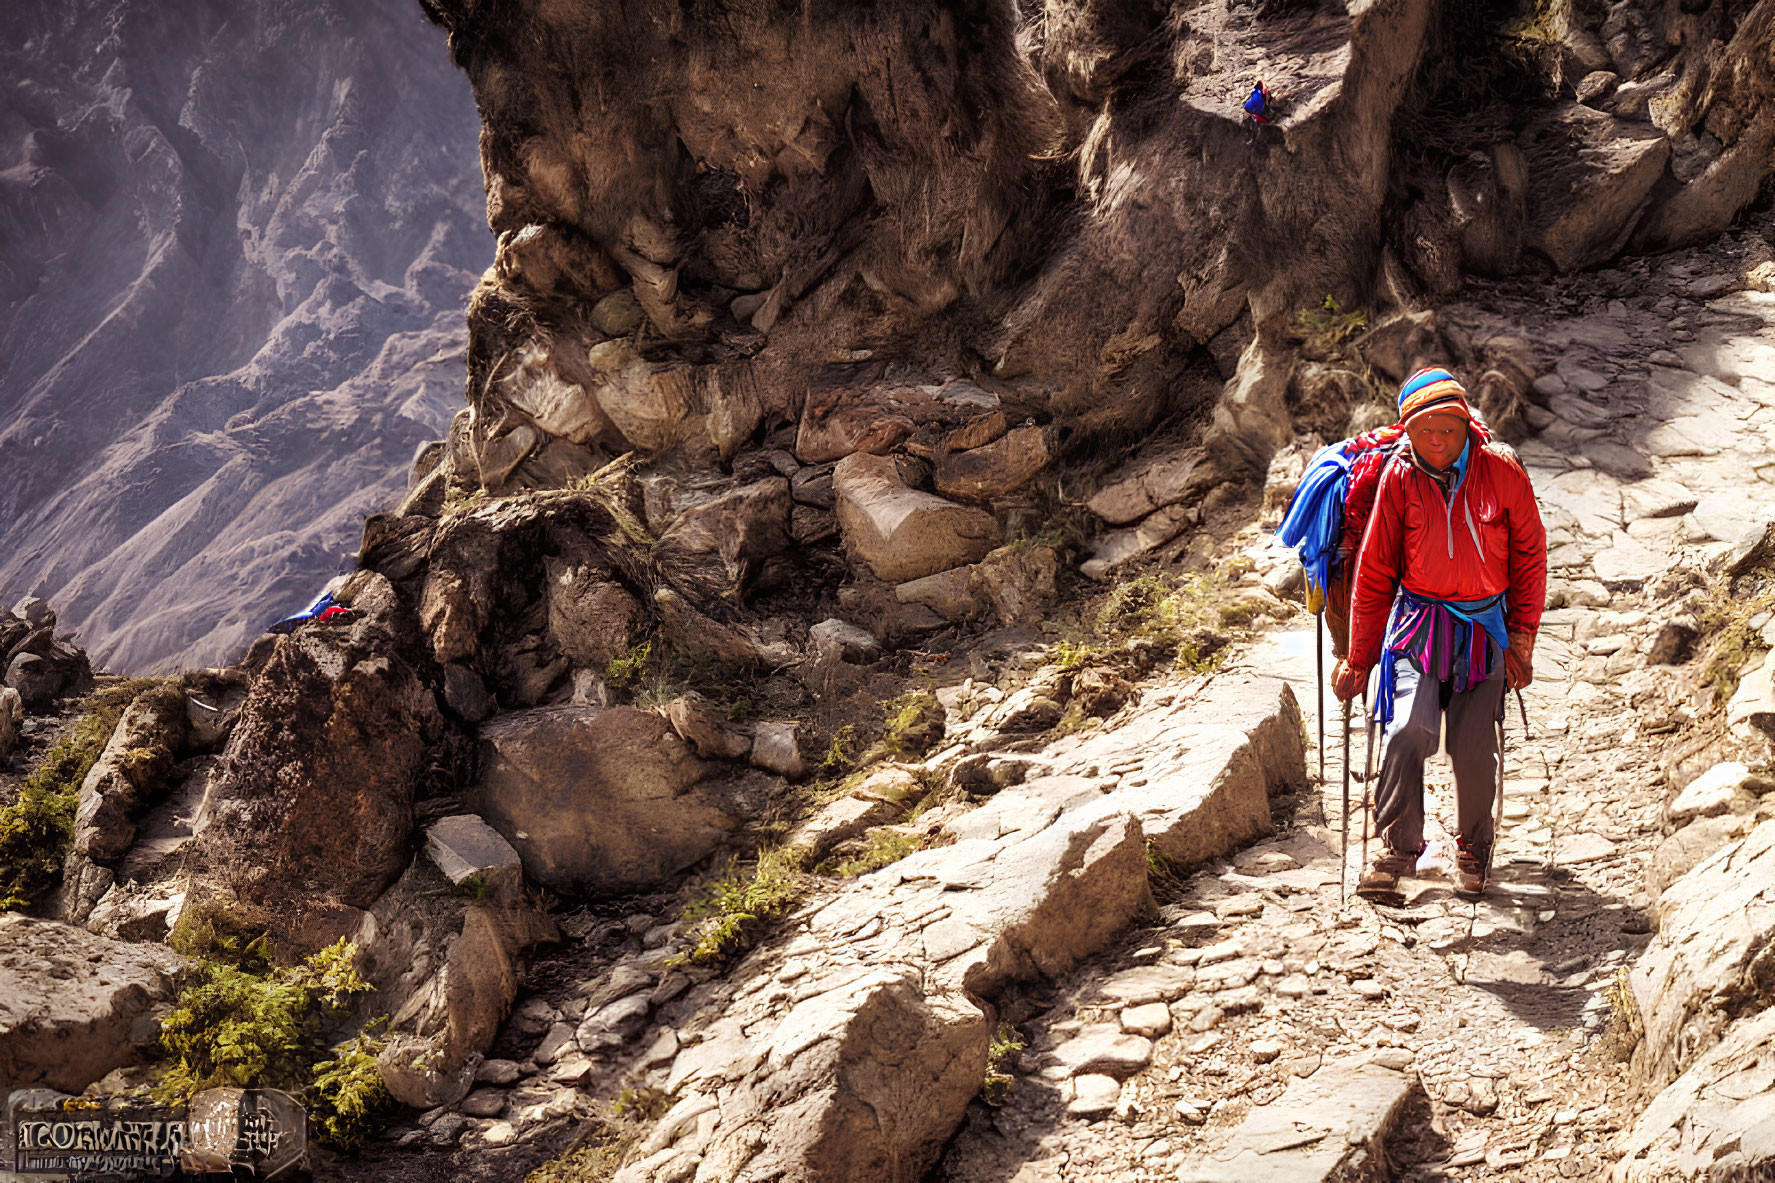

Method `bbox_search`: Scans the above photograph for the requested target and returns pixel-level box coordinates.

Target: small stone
[474,1059,522,1086]
[1216,986,1262,1014]
[1465,1077,1499,1115]
[1173,1099,1206,1125]
[1667,761,1749,823]
[1214,897,1264,919]
[1233,849,1299,874]
[1352,979,1387,1000]
[1185,1005,1223,1033]
[1120,1003,1172,1039]
[532,1022,577,1066]
[481,1120,516,1146]
[1197,939,1243,965]
[1187,1033,1222,1055]
[1369,1047,1414,1071]
[428,1113,468,1145]
[460,1089,506,1118]
[1068,1074,1122,1119]
[809,618,881,664]
[1250,1039,1281,1063]
[750,721,807,778]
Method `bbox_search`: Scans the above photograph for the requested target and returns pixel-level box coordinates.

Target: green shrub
[155,938,372,1102]
[610,1086,671,1121]
[307,1022,395,1151]
[527,1133,634,1183]
[819,724,857,773]
[981,1023,1024,1106]
[671,846,808,967]
[605,641,653,689]
[876,692,944,760]
[0,677,168,911]
[1051,640,1098,671]
[827,830,924,878]
[168,898,273,974]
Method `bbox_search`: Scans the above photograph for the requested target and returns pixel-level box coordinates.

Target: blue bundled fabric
[1243,81,1272,124]
[1276,440,1355,613]
[267,586,341,635]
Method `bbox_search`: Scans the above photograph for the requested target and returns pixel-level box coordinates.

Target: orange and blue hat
[1397,367,1470,426]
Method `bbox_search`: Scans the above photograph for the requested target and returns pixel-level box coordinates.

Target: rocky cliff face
[0,0,488,673]
[5,1,1775,1180]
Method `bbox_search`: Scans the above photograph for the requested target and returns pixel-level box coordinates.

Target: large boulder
[72,682,191,866]
[932,425,1055,502]
[654,476,794,598]
[0,687,20,761]
[0,915,186,1095]
[362,856,554,1109]
[473,705,733,895]
[3,646,87,713]
[185,573,444,932]
[1087,445,1207,527]
[833,452,999,583]
[1519,102,1669,271]
[1618,819,1775,1180]
[545,560,643,668]
[1630,819,1775,1092]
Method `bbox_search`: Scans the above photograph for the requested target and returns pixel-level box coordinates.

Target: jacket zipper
[1436,475,1489,566]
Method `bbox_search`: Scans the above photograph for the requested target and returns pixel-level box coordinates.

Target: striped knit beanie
[1397,367,1469,426]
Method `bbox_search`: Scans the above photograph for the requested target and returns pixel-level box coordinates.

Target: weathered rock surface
[1620,819,1775,1180]
[183,572,445,931]
[425,814,523,887]
[834,453,1000,583]
[474,705,730,895]
[0,916,186,1095]
[362,857,555,1109]
[0,687,20,761]
[71,683,191,866]
[616,674,1303,1182]
[1177,1061,1419,1182]
[1520,103,1670,272]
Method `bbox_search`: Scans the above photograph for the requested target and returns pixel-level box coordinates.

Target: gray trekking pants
[1375,655,1504,856]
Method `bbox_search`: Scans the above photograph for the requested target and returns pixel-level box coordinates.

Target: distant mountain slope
[0,0,488,672]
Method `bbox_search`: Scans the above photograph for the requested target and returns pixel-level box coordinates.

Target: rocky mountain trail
[934,221,1775,1183]
[6,0,1775,1179]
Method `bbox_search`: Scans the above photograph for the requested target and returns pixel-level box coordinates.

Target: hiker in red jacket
[1331,368,1547,900]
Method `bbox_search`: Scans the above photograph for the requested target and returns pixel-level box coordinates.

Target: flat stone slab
[1176,1061,1419,1182]
[425,813,522,885]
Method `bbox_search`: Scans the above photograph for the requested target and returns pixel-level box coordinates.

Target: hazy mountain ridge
[0,0,488,672]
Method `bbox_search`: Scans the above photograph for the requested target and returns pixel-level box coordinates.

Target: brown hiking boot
[1455,842,1488,898]
[1356,849,1415,904]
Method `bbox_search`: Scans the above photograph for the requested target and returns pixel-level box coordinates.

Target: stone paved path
[937,232,1775,1181]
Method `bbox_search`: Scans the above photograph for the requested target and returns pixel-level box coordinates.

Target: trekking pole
[1316,611,1326,783]
[1492,713,1506,882]
[1360,692,1377,882]
[1340,696,1352,906]
[1515,688,1530,735]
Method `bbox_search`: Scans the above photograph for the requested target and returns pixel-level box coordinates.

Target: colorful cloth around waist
[1373,588,1509,725]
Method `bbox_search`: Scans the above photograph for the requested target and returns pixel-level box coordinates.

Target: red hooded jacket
[1346,440,1548,674]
